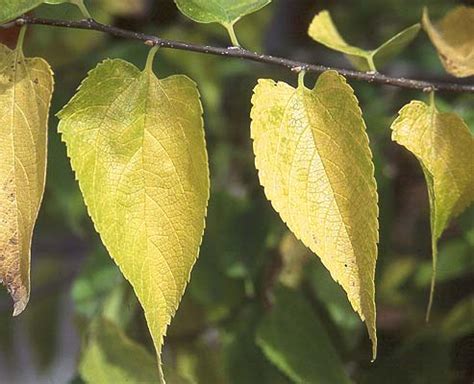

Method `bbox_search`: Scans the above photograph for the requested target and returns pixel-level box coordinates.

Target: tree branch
[6,16,474,93]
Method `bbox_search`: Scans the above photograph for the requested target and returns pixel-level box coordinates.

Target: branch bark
[5,16,474,93]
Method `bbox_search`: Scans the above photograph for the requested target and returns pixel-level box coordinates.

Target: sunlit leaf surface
[422,6,474,77]
[391,99,474,318]
[308,10,419,71]
[251,70,379,358]
[58,57,210,369]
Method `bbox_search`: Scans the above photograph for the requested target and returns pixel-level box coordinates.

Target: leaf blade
[173,0,271,25]
[372,23,420,68]
[422,6,474,78]
[308,10,419,71]
[250,70,379,358]
[0,43,53,315]
[57,58,210,362]
[0,0,43,23]
[307,10,371,71]
[80,318,160,384]
[390,100,474,318]
[257,286,352,384]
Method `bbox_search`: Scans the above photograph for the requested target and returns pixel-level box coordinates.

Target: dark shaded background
[0,0,473,383]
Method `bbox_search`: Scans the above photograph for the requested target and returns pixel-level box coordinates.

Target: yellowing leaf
[308,10,420,71]
[57,56,210,368]
[391,99,474,318]
[422,6,474,77]
[250,70,379,359]
[0,41,53,316]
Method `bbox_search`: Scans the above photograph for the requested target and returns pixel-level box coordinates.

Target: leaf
[250,70,379,359]
[0,41,54,315]
[174,0,271,25]
[224,304,289,384]
[173,0,271,45]
[422,6,474,78]
[308,10,420,71]
[256,286,351,384]
[390,99,474,319]
[57,55,210,368]
[0,0,43,23]
[79,318,160,384]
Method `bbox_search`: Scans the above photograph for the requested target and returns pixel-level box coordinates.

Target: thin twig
[5,16,474,93]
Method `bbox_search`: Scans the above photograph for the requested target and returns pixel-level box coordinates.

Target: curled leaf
[391,99,474,319]
[308,10,420,71]
[422,6,474,77]
[251,70,379,359]
[0,42,54,315]
[58,56,209,369]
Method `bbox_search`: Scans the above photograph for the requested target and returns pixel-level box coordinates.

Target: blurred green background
[0,0,473,383]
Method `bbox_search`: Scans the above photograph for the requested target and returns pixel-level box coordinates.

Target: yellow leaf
[308,10,420,71]
[0,39,53,316]
[422,6,474,78]
[57,53,210,371]
[391,99,474,319]
[250,70,379,359]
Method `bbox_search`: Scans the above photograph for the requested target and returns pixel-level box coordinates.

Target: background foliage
[0,0,472,383]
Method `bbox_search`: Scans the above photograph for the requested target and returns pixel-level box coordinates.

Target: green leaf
[0,0,43,23]
[58,53,210,371]
[257,286,351,384]
[0,0,91,24]
[43,0,92,18]
[250,70,379,359]
[173,0,271,45]
[79,318,160,384]
[0,39,54,315]
[308,10,420,71]
[224,304,289,384]
[422,6,474,77]
[391,99,474,319]
[174,0,270,24]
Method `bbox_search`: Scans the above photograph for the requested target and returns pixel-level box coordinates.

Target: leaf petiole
[145,45,159,73]
[16,25,27,52]
[298,70,306,88]
[73,0,92,19]
[224,23,241,47]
